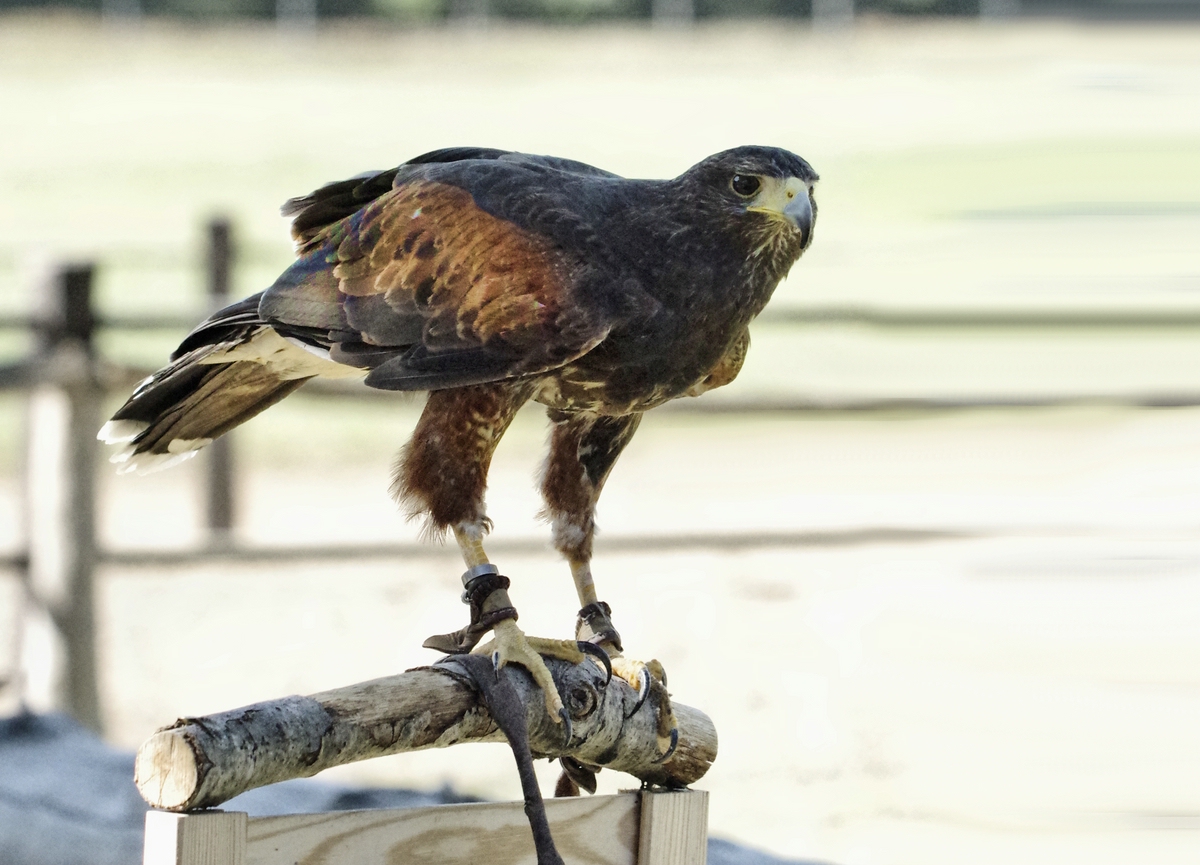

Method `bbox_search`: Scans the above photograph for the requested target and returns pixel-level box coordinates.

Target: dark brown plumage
[100,144,817,725]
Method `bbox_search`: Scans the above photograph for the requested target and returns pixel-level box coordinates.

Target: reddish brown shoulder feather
[335,181,572,350]
[265,179,611,390]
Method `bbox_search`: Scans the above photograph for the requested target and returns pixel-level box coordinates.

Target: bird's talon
[618,665,653,718]
[653,727,679,764]
[626,668,653,718]
[558,756,598,796]
[484,623,582,725]
[558,707,573,746]
[555,771,580,798]
[576,641,613,684]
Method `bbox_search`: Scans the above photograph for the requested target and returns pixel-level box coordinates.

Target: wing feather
[281,148,619,249]
[260,178,611,391]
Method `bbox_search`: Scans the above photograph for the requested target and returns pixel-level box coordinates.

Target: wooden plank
[243,793,639,865]
[637,790,708,865]
[144,810,247,865]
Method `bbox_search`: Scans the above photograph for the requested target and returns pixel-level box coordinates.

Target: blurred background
[1,2,1199,864]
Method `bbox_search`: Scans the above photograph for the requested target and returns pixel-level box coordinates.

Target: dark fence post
[276,0,317,31]
[23,264,102,732]
[651,0,694,26]
[449,0,489,23]
[812,0,854,26]
[102,0,142,21]
[206,219,236,542]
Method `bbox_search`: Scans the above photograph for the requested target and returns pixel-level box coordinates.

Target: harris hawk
[100,145,818,746]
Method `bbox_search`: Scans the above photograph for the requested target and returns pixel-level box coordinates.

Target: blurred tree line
[0,0,1000,20]
[1,0,1188,24]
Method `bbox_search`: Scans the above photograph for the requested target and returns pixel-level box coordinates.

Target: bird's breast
[536,211,786,414]
[535,308,748,415]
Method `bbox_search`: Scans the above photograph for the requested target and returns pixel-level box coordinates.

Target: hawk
[100,145,817,744]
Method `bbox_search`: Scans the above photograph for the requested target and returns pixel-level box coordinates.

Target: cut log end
[136,728,201,811]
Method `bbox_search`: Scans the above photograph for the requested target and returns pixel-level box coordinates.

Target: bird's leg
[542,413,639,652]
[451,525,588,726]
[399,384,589,727]
[571,559,621,649]
[542,412,677,758]
[421,521,590,726]
[569,554,676,757]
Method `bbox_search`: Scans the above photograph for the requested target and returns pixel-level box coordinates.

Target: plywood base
[144,811,247,865]
[143,790,707,865]
[638,790,708,865]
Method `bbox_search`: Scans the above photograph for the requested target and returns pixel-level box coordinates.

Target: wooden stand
[143,789,708,865]
[135,655,717,861]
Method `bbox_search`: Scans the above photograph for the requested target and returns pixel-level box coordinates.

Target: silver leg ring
[462,563,501,585]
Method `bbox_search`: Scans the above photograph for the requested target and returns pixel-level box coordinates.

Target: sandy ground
[0,13,1199,865]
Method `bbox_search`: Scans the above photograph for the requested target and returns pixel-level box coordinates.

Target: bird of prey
[100,145,818,743]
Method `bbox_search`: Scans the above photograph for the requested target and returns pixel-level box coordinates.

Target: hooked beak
[747,175,816,248]
[784,189,814,248]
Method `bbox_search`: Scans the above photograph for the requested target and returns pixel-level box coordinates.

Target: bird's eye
[731,174,760,197]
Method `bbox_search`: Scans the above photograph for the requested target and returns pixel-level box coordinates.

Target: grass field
[2,13,1200,865]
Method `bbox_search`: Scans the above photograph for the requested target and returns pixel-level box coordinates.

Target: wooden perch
[135,656,717,811]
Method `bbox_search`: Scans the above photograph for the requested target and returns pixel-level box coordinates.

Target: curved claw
[558,707,573,748]
[576,641,612,684]
[652,727,679,764]
[559,756,598,795]
[625,667,652,719]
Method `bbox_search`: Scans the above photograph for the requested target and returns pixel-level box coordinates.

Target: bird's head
[683,145,818,265]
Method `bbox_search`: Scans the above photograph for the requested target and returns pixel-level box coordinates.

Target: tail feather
[101,296,367,474]
[102,355,308,474]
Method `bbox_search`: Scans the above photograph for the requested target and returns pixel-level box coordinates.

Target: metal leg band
[425,582,519,655]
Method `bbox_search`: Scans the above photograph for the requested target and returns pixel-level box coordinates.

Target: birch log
[135,656,716,811]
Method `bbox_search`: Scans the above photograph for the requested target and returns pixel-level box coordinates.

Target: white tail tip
[113,447,204,476]
[97,419,148,444]
[109,437,212,475]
